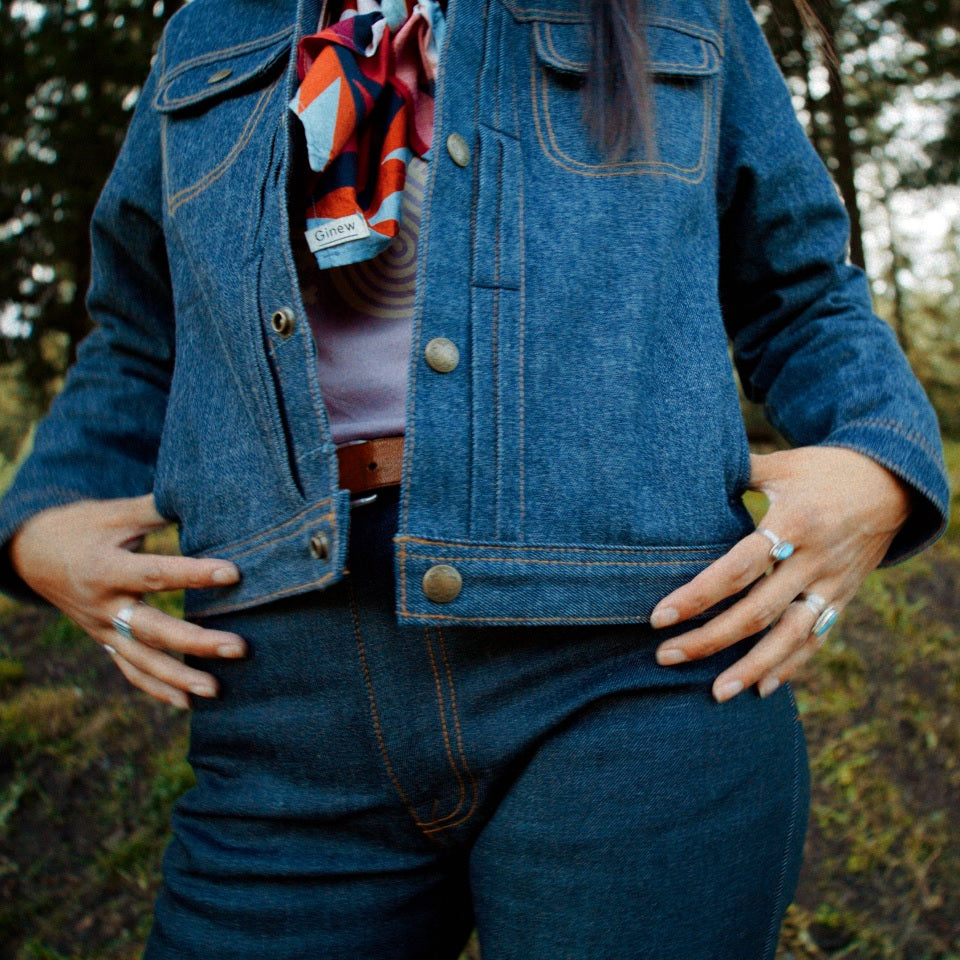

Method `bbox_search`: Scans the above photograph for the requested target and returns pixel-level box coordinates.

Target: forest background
[0,0,958,958]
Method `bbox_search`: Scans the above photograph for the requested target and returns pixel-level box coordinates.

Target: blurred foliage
[1,0,181,405]
[0,0,957,441]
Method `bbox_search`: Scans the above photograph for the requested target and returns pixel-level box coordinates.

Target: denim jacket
[0,0,949,625]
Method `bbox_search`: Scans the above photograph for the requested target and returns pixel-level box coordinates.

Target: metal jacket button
[271,307,296,339]
[446,133,470,167]
[309,532,330,561]
[422,564,462,603]
[424,337,459,373]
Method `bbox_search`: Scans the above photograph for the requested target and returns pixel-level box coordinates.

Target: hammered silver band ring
[758,527,795,562]
[802,593,839,637]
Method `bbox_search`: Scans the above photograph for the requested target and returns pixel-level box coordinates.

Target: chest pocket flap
[154,26,294,114]
[533,17,721,79]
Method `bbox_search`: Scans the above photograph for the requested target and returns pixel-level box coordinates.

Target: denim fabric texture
[144,490,810,960]
[0,0,950,625]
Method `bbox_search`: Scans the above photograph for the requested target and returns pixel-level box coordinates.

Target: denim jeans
[145,488,810,960]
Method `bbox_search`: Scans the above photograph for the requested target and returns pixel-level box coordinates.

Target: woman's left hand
[651,446,914,702]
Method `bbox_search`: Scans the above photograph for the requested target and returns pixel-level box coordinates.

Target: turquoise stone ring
[758,527,794,562]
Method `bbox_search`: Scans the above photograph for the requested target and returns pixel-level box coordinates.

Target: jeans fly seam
[437,627,480,821]
[348,579,439,842]
[419,628,471,829]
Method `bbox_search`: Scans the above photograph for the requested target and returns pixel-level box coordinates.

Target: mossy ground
[1,447,958,960]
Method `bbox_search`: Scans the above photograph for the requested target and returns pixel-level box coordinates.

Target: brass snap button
[446,133,471,167]
[207,68,233,85]
[309,532,330,561]
[424,337,460,373]
[271,307,296,339]
[422,564,463,603]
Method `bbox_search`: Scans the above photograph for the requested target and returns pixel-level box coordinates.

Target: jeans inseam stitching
[167,79,280,214]
[762,688,804,959]
[348,579,440,842]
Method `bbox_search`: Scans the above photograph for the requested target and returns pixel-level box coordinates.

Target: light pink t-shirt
[301,157,425,444]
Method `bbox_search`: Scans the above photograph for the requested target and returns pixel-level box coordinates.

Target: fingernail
[759,676,781,698]
[656,647,688,666]
[714,679,744,702]
[217,643,245,658]
[171,693,190,710]
[211,565,240,585]
[190,683,217,698]
[651,606,679,628]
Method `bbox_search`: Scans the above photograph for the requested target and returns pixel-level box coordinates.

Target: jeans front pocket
[529,17,721,181]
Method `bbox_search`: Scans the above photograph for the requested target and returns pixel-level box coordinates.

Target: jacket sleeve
[716,0,950,563]
[0,51,174,601]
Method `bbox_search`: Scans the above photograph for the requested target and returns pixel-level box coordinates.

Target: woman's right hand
[9,494,246,709]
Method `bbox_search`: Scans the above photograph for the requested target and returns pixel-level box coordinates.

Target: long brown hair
[584,0,829,158]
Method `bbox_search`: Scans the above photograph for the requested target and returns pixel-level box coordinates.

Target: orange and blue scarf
[289,0,445,269]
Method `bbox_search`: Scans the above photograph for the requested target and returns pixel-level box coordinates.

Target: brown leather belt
[336,436,404,496]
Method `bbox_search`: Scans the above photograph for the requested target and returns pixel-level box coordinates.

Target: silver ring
[103,644,117,656]
[110,605,137,642]
[758,527,794,562]
[802,592,827,616]
[801,593,838,636]
[812,605,839,637]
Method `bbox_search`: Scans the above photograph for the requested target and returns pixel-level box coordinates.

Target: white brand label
[305,213,371,253]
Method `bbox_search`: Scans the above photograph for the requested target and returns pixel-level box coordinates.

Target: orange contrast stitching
[349,581,438,839]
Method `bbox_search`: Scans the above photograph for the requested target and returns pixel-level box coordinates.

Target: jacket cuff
[821,418,950,565]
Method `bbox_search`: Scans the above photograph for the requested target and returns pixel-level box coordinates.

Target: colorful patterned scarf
[289,0,445,270]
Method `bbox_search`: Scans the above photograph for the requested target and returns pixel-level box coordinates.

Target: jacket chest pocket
[529,17,721,181]
[154,27,293,216]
